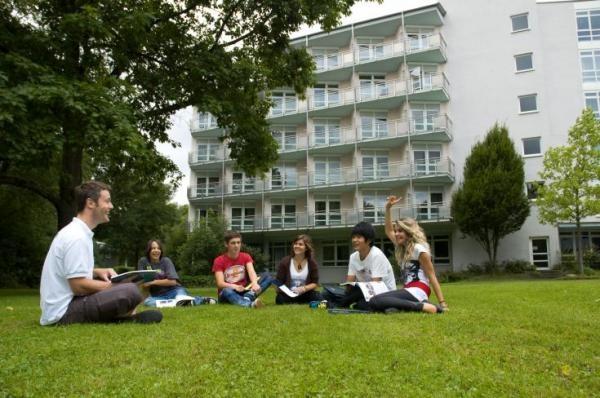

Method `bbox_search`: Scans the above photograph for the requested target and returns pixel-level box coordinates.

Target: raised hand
[385,195,402,209]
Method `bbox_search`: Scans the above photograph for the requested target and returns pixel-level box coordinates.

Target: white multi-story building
[187,0,600,281]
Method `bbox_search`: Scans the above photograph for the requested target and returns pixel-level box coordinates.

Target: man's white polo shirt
[40,217,94,325]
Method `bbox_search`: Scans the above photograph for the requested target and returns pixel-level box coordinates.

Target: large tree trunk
[576,219,584,275]
[58,122,84,229]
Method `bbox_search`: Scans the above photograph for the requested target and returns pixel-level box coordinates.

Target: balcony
[407,73,450,102]
[405,33,447,64]
[188,157,455,201]
[188,150,228,170]
[190,115,224,138]
[354,40,405,74]
[226,203,451,232]
[267,97,308,123]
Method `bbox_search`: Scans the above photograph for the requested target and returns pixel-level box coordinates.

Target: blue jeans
[218,272,273,307]
[144,286,210,307]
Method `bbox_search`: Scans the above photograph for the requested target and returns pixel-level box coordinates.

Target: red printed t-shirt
[212,252,253,294]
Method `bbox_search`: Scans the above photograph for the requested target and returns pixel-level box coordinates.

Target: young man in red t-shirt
[212,231,273,308]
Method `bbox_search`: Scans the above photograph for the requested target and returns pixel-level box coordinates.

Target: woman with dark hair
[274,234,322,304]
[138,239,216,306]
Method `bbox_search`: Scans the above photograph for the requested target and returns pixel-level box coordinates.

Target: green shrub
[502,260,536,274]
[179,274,215,287]
[113,265,134,274]
[584,249,600,270]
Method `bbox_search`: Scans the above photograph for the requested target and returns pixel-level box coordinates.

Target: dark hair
[145,239,164,261]
[224,230,242,244]
[74,181,111,213]
[351,221,375,246]
[289,234,314,260]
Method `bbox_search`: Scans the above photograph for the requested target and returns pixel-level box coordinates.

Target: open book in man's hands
[110,270,159,284]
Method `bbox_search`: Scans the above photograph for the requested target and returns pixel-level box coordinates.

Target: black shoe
[130,310,163,324]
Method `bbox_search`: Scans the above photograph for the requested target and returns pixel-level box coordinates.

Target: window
[362,151,389,180]
[413,145,441,175]
[519,94,538,113]
[271,201,296,229]
[414,186,444,220]
[271,92,297,116]
[322,240,350,267]
[526,181,544,200]
[196,142,220,162]
[581,50,600,83]
[356,38,384,62]
[312,48,340,71]
[231,206,256,230]
[272,127,296,151]
[406,28,434,51]
[315,197,341,226]
[313,158,342,185]
[577,10,600,42]
[515,53,533,72]
[511,13,529,32]
[430,235,450,266]
[409,65,436,92]
[313,83,340,108]
[269,242,289,269]
[530,237,549,268]
[196,176,219,196]
[411,104,440,132]
[362,191,389,223]
[232,172,255,193]
[585,91,600,118]
[198,112,217,129]
[359,74,388,101]
[522,137,541,156]
[271,163,297,189]
[360,112,388,139]
[313,119,342,146]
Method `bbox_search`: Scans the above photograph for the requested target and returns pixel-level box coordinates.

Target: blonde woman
[369,196,448,314]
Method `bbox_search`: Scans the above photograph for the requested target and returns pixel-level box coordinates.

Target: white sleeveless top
[289,259,309,287]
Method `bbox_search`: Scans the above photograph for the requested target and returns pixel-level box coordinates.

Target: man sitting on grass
[212,231,272,308]
[39,181,162,326]
[323,221,396,310]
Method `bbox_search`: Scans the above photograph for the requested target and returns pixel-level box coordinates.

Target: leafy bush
[177,211,228,276]
[502,260,536,273]
[584,249,600,270]
[179,274,215,287]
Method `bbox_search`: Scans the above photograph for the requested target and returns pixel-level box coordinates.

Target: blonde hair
[393,218,429,268]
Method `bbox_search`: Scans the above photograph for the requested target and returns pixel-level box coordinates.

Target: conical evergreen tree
[451,123,530,267]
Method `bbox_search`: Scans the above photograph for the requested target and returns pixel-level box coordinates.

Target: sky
[159,0,565,204]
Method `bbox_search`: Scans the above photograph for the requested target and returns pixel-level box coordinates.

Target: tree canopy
[536,108,600,273]
[451,123,530,266]
[0,0,369,228]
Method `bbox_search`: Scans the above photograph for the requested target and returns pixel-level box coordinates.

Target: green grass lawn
[1,280,599,397]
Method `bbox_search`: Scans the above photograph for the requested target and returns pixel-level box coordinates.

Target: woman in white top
[275,234,322,304]
[369,196,448,314]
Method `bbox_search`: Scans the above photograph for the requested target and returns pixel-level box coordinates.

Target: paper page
[279,285,299,298]
[356,281,389,302]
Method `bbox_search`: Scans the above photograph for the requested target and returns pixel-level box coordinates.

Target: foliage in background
[0,0,373,229]
[94,180,179,267]
[177,211,229,277]
[535,108,600,274]
[451,124,530,268]
[162,204,191,267]
[0,186,56,287]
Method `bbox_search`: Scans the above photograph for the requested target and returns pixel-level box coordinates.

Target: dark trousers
[275,289,322,305]
[323,285,370,311]
[58,283,143,325]
[368,288,424,313]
